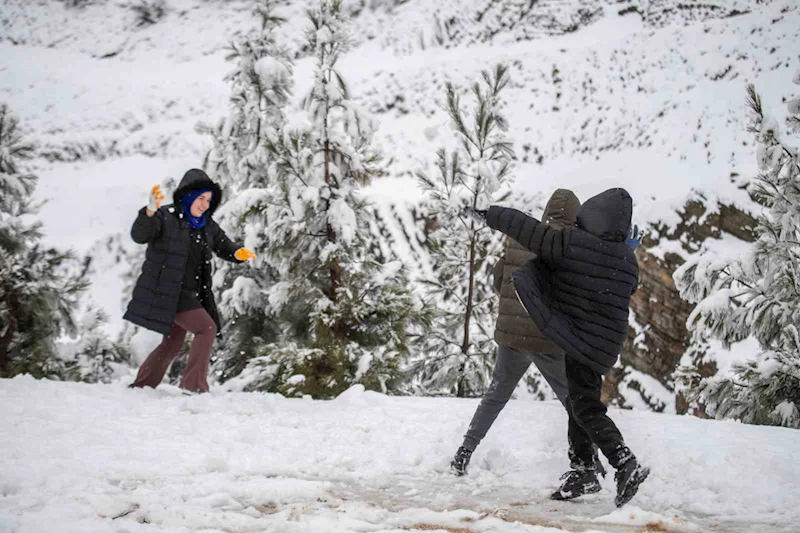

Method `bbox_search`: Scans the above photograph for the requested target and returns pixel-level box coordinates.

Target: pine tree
[200,0,293,192]
[674,70,800,428]
[410,64,514,397]
[228,0,423,398]
[197,0,293,383]
[63,308,132,383]
[0,104,89,379]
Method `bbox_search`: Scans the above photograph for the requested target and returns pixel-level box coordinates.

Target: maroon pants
[130,308,217,393]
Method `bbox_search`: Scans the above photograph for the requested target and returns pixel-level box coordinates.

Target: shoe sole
[615,466,650,507]
[550,483,602,501]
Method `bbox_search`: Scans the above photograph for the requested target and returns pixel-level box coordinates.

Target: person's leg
[564,356,649,507]
[566,394,597,470]
[129,323,187,389]
[564,357,629,468]
[528,351,606,476]
[528,351,568,407]
[461,344,531,451]
[174,308,217,393]
[550,356,607,500]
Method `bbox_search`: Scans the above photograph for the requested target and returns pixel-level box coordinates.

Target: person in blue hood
[125,169,256,394]
[466,188,649,508]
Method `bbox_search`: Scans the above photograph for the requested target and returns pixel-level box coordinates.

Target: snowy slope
[1,0,798,396]
[2,377,799,533]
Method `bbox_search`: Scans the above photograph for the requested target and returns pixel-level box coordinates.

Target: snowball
[423,125,439,141]
[793,69,800,85]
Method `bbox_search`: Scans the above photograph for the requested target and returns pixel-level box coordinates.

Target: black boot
[614,457,650,507]
[450,446,472,476]
[550,468,601,501]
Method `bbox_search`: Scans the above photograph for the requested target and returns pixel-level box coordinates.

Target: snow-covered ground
[1,377,798,533]
[2,3,800,529]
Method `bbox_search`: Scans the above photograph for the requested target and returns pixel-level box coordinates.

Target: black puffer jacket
[492,189,580,354]
[486,188,638,374]
[123,169,242,337]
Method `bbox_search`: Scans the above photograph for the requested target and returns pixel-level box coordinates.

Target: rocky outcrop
[605,199,757,411]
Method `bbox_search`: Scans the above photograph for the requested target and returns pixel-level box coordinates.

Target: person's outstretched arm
[482,206,569,265]
[209,224,256,264]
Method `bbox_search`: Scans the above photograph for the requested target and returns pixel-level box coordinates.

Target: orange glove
[234,248,256,261]
[147,185,166,212]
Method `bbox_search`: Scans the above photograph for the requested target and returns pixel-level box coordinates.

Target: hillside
[1,0,798,408]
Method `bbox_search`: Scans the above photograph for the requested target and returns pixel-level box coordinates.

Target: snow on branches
[673,69,800,428]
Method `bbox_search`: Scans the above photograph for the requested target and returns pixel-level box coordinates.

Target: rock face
[606,199,757,411]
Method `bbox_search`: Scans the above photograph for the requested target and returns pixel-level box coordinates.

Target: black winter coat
[492,189,580,354]
[123,169,242,337]
[486,188,638,374]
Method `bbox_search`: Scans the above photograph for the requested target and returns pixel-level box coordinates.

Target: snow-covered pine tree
[228,0,422,398]
[0,103,88,379]
[197,0,293,383]
[410,64,514,397]
[63,308,132,383]
[200,0,293,192]
[674,70,800,428]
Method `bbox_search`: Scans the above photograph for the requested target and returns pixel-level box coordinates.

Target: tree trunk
[456,220,478,398]
[0,285,18,378]
[324,139,341,303]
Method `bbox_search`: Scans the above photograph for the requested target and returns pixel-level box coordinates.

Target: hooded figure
[452,189,612,480]
[125,169,254,393]
[489,187,638,375]
[492,189,581,356]
[124,169,236,337]
[479,188,649,508]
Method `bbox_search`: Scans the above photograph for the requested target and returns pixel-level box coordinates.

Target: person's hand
[626,224,643,251]
[462,207,487,224]
[234,248,257,261]
[146,185,166,216]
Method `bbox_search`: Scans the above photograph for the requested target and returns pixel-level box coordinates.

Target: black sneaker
[550,469,602,501]
[614,458,650,507]
[450,446,472,476]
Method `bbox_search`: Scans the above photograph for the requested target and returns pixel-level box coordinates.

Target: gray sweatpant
[462,344,568,451]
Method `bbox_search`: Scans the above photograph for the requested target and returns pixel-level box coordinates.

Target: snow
[254,56,290,88]
[616,368,676,414]
[705,336,761,377]
[1,2,799,527]
[2,377,800,532]
[774,401,799,426]
[591,506,695,529]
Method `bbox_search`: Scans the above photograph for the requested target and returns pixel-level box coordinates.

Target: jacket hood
[542,189,580,228]
[576,188,632,242]
[173,169,223,217]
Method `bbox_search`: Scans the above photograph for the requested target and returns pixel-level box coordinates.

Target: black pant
[565,357,632,470]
